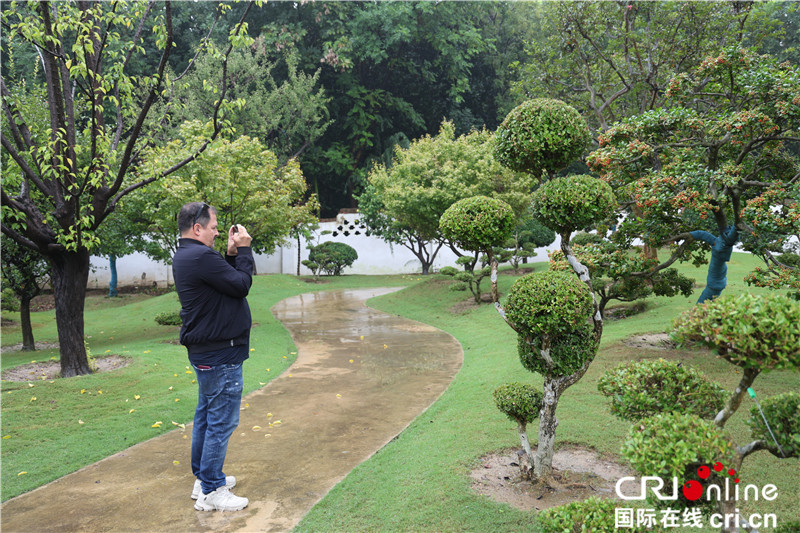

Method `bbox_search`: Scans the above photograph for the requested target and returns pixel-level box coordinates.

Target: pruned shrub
[531,174,616,236]
[305,241,358,276]
[439,196,516,255]
[155,310,182,326]
[505,270,593,338]
[623,413,736,494]
[518,321,595,377]
[598,359,727,421]
[494,98,591,178]
[493,382,542,426]
[538,496,663,533]
[748,391,800,458]
[672,293,800,371]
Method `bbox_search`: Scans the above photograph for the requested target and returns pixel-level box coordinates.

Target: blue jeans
[191,362,243,495]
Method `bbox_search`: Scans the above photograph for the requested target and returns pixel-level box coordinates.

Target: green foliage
[538,496,662,533]
[672,293,800,372]
[131,122,318,261]
[598,359,727,422]
[492,382,542,426]
[439,196,516,254]
[588,47,800,293]
[623,412,737,484]
[774,520,800,533]
[494,99,591,177]
[440,256,492,304]
[359,121,535,273]
[503,216,555,271]
[549,243,695,316]
[307,242,358,276]
[1,287,20,312]
[748,392,800,458]
[154,311,182,326]
[517,321,595,377]
[570,232,603,247]
[530,175,616,236]
[504,271,593,338]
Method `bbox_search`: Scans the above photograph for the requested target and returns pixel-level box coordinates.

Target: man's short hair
[178,202,217,234]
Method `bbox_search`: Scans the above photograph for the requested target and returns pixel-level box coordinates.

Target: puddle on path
[1,288,463,533]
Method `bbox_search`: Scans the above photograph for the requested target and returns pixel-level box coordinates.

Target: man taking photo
[172,201,253,512]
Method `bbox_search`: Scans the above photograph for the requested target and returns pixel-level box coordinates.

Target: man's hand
[228,225,252,253]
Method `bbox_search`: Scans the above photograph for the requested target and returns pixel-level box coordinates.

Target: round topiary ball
[518,320,596,377]
[493,382,543,425]
[505,270,593,337]
[439,196,516,253]
[531,174,616,236]
[494,99,591,177]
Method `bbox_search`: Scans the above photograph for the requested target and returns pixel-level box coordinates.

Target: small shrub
[748,391,800,458]
[155,310,182,326]
[623,413,736,490]
[598,359,727,422]
[538,496,662,533]
[493,382,542,425]
[1,286,20,312]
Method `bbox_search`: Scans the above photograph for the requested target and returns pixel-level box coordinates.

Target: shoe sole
[193,501,248,512]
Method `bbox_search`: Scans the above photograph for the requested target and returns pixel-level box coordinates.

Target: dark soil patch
[1,354,131,381]
[470,446,636,511]
[604,301,648,321]
[499,266,538,275]
[300,277,330,284]
[449,292,494,314]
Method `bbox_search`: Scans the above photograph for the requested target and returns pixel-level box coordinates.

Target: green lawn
[2,254,798,532]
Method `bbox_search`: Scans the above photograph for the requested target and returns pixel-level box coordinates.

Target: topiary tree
[439,196,516,303]
[1,235,50,351]
[600,293,800,533]
[502,270,596,480]
[303,241,358,277]
[494,99,592,180]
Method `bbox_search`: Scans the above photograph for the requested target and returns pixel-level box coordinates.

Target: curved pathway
[1,288,463,532]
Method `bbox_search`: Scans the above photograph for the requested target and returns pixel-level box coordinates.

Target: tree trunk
[490,255,499,304]
[421,262,430,275]
[19,296,35,351]
[533,377,563,479]
[108,254,118,297]
[48,249,92,377]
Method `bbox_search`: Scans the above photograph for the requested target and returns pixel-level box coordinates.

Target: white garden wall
[87,213,561,289]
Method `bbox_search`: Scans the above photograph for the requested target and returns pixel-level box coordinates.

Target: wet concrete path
[1,288,463,532]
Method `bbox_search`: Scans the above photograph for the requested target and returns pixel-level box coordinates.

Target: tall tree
[587,47,800,299]
[1,1,255,376]
[512,1,783,136]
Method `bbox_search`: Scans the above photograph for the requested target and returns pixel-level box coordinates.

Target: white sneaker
[194,486,249,512]
[191,475,236,500]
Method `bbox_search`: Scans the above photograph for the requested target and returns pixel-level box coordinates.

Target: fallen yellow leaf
[30,396,36,402]
[265,434,272,438]
[97,390,103,395]
[336,394,342,398]
[173,373,178,377]
[252,426,262,431]
[267,413,273,418]
[27,383,34,388]
[185,371,191,374]
[169,386,173,391]
[152,421,163,428]
[143,350,151,353]
[349,359,354,363]
[134,394,141,400]
[174,398,180,402]
[173,460,180,465]
[78,420,84,425]
[17,471,27,476]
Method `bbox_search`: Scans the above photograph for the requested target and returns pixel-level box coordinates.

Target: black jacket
[172,238,254,354]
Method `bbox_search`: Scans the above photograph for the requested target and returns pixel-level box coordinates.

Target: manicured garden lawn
[2,254,798,532]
